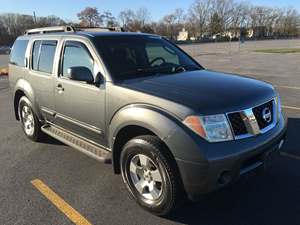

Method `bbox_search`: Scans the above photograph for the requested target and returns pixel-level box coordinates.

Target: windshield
[93,35,203,80]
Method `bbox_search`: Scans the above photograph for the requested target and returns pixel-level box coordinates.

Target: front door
[54,40,106,146]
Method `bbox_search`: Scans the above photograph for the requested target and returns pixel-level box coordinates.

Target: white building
[177,28,188,41]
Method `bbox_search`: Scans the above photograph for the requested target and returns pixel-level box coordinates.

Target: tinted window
[62,41,94,77]
[32,40,42,70]
[31,40,57,74]
[146,44,179,65]
[10,40,29,67]
[93,36,202,80]
[39,41,57,73]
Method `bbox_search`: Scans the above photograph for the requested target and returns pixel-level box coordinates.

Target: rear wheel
[18,96,43,141]
[120,135,184,215]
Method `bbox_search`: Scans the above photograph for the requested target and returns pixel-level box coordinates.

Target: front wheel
[120,135,184,215]
[18,96,43,142]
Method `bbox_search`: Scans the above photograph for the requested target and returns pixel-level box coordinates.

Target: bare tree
[188,0,212,38]
[119,9,135,29]
[0,13,66,45]
[135,7,151,27]
[159,8,186,40]
[174,8,185,24]
[77,7,101,27]
[230,2,250,35]
[162,14,177,39]
[101,11,118,27]
[118,7,151,32]
[210,0,234,31]
[0,1,299,46]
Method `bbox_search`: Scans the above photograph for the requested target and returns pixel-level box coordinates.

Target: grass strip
[254,48,300,54]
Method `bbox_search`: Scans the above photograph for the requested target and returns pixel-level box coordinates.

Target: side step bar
[41,124,112,164]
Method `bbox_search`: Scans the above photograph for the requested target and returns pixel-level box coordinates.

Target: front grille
[227,99,276,139]
[227,113,247,136]
[252,100,274,129]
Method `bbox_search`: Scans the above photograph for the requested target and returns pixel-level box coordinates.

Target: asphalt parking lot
[0,54,9,67]
[1,39,300,225]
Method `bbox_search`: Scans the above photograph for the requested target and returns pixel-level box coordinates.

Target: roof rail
[75,26,124,32]
[25,26,75,35]
[24,25,124,35]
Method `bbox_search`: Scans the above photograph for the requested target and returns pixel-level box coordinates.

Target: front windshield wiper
[118,64,202,80]
[180,64,202,72]
[118,66,175,77]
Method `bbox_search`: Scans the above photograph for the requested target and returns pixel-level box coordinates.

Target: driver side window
[145,43,179,65]
[62,41,94,78]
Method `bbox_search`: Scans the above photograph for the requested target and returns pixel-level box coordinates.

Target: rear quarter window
[10,40,29,67]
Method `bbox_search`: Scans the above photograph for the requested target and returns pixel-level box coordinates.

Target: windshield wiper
[118,64,202,79]
[118,66,175,77]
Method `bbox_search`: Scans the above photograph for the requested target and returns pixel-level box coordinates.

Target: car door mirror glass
[67,66,94,84]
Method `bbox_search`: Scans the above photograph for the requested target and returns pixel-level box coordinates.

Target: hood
[118,70,276,115]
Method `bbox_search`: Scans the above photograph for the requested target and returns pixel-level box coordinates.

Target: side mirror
[67,66,94,84]
[95,72,105,87]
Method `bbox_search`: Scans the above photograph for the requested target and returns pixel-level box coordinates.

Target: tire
[18,96,43,142]
[120,135,184,216]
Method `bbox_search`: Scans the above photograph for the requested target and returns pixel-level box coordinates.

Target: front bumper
[171,115,287,201]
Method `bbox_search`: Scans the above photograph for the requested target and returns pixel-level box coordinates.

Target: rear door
[53,39,106,145]
[28,38,59,121]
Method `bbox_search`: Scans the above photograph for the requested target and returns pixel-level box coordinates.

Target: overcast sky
[0,0,299,21]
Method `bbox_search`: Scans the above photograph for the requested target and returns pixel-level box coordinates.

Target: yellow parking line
[282,105,300,111]
[31,179,92,225]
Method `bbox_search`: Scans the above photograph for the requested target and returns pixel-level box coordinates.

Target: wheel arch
[13,79,42,121]
[109,105,181,174]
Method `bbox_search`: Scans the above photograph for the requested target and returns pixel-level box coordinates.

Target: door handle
[56,84,64,92]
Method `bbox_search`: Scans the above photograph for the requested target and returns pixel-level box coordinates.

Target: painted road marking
[280,152,300,161]
[282,105,300,111]
[31,179,92,225]
[275,85,300,90]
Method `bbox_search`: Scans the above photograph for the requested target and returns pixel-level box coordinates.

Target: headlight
[183,114,233,142]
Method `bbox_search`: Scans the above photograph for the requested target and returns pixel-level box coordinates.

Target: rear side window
[10,40,29,67]
[31,40,57,74]
[32,41,42,70]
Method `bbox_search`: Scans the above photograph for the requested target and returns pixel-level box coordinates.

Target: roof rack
[25,26,75,35]
[25,26,124,35]
[75,26,123,32]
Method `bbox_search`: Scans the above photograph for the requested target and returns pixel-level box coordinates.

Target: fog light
[218,171,231,185]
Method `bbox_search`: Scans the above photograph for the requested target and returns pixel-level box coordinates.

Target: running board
[41,124,112,164]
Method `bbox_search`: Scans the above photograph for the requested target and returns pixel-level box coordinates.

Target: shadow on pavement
[282,117,300,157]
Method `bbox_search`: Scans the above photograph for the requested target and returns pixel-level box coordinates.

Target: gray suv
[9,26,287,215]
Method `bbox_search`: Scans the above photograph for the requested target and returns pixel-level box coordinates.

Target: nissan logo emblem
[262,107,272,123]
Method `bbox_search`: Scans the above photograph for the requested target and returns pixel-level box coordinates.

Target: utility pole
[33,11,37,24]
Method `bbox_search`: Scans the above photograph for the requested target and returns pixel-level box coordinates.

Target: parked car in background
[9,26,287,215]
[0,46,11,55]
